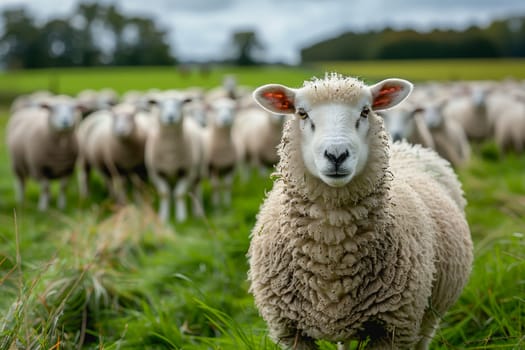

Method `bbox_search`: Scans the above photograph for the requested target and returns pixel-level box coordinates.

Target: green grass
[0,62,524,349]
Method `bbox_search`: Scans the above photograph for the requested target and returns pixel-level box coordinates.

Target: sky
[0,0,525,64]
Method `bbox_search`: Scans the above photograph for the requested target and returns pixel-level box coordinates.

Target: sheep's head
[40,96,81,132]
[418,100,447,130]
[149,92,192,126]
[380,103,422,142]
[253,73,412,188]
[111,104,138,137]
[208,97,237,127]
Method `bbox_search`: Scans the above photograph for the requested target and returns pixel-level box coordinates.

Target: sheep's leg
[14,176,25,205]
[112,175,127,205]
[151,175,171,223]
[237,161,250,183]
[57,177,68,210]
[275,333,318,350]
[222,172,234,207]
[191,182,205,218]
[210,174,220,208]
[415,313,439,350]
[38,179,50,212]
[174,178,190,222]
[78,159,90,198]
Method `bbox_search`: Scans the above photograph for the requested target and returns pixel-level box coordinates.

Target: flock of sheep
[5,74,524,221]
[6,76,285,221]
[6,75,523,222]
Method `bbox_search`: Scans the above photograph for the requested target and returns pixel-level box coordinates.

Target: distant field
[317,59,525,82]
[0,59,524,98]
[0,64,524,349]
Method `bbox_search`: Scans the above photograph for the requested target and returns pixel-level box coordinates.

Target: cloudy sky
[1,0,525,64]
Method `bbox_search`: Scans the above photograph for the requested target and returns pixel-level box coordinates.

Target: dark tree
[231,30,263,66]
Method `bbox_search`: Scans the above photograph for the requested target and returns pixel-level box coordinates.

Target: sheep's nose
[324,149,349,167]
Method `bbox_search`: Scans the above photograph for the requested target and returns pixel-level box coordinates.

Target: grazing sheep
[418,101,471,168]
[6,95,81,211]
[248,73,473,350]
[232,106,286,178]
[145,91,206,223]
[77,103,149,203]
[203,97,238,208]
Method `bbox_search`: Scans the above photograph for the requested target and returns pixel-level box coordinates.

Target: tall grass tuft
[0,204,173,349]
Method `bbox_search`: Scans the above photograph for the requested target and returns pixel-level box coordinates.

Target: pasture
[0,60,524,349]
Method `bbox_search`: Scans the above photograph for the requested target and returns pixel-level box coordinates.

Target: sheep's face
[381,107,417,142]
[112,111,136,137]
[209,99,237,127]
[154,98,188,126]
[45,102,80,132]
[253,75,412,188]
[420,104,445,129]
[471,86,489,109]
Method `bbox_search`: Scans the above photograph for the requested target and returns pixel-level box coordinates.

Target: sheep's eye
[360,106,370,119]
[297,108,308,120]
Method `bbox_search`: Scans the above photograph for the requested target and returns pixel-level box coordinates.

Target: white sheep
[379,101,435,149]
[77,103,149,203]
[6,95,81,211]
[145,91,206,223]
[202,97,238,208]
[488,93,525,154]
[443,85,492,141]
[232,106,286,179]
[248,73,473,350]
[418,100,471,168]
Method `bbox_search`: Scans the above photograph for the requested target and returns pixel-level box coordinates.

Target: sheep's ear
[370,79,413,111]
[411,106,424,115]
[38,102,52,110]
[253,84,296,115]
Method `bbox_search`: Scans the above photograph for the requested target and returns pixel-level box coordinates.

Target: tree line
[301,17,525,62]
[0,2,175,69]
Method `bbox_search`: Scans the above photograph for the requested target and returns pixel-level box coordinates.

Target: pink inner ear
[373,85,402,108]
[263,90,294,111]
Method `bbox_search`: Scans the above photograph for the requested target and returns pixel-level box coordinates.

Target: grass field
[0,61,524,349]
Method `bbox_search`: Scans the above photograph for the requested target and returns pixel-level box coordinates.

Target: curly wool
[248,76,472,349]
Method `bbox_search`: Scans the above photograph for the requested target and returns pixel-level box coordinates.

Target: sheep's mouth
[324,173,349,179]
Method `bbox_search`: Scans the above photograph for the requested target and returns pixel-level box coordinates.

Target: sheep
[418,100,471,168]
[202,97,238,208]
[232,106,286,179]
[6,95,81,211]
[378,101,435,149]
[488,94,525,154]
[443,85,492,141]
[76,103,149,203]
[248,73,473,350]
[145,91,206,223]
